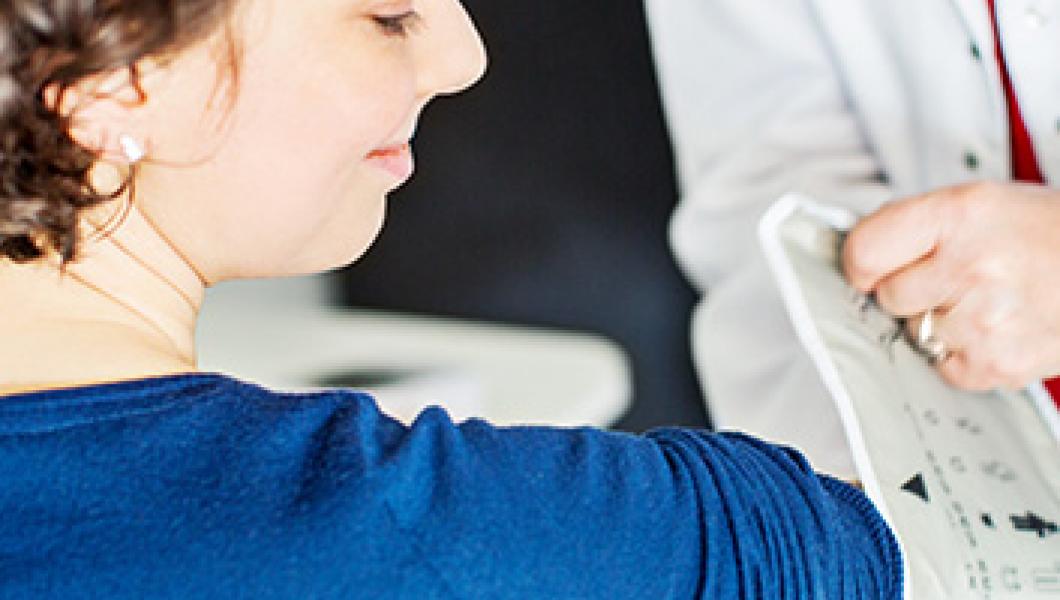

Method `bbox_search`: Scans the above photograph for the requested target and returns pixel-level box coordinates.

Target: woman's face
[127,0,486,282]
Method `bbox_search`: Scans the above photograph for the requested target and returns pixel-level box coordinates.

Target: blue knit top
[0,373,902,598]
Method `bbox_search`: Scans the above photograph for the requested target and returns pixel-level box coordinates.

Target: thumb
[842,193,946,292]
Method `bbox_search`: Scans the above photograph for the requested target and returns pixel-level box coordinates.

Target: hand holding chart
[760,195,1060,599]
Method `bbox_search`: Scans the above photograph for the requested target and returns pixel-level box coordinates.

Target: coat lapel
[948,0,1006,114]
[948,0,996,61]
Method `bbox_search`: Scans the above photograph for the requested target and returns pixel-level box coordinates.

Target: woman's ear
[44,67,150,165]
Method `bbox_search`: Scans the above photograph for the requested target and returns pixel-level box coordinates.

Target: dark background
[334,0,709,431]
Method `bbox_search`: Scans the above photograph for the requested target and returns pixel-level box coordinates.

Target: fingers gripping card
[759,195,1060,599]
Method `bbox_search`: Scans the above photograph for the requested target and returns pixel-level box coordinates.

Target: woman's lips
[365,143,414,183]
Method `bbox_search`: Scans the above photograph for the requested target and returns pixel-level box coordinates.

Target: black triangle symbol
[901,473,929,503]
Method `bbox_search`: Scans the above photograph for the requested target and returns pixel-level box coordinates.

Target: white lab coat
[644,0,1060,477]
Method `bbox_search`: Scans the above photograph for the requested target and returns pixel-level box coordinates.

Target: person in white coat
[644,0,1060,477]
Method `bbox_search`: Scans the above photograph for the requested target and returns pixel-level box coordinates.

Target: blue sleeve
[331,402,903,598]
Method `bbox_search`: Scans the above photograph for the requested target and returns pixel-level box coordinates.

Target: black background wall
[334,0,709,431]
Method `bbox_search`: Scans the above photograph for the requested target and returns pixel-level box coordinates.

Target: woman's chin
[313,223,388,276]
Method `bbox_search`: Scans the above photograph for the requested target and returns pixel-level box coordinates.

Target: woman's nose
[415,0,488,99]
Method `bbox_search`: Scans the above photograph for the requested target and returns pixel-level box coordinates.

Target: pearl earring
[118,134,145,164]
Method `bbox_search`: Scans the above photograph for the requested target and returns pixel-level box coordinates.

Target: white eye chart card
[759,195,1060,599]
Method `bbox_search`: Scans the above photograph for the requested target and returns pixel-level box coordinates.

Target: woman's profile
[0,0,902,597]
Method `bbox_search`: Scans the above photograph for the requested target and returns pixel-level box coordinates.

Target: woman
[0,1,902,597]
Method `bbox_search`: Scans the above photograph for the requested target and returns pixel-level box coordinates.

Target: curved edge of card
[758,193,910,595]
[758,194,884,499]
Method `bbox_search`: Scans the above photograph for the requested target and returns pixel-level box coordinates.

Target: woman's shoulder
[0,372,377,424]
[0,371,399,477]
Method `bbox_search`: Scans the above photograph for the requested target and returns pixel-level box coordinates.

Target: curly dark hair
[0,0,238,263]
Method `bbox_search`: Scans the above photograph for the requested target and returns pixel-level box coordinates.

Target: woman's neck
[0,204,205,393]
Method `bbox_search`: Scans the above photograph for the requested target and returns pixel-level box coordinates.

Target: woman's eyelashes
[372,11,421,37]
